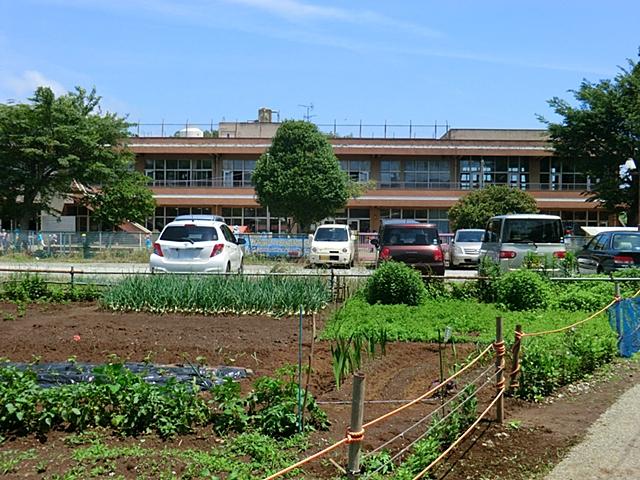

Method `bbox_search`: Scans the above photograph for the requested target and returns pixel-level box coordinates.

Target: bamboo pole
[495,316,504,423]
[347,373,366,476]
[508,324,523,392]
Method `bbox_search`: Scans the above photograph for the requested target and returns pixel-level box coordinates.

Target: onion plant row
[101,274,331,317]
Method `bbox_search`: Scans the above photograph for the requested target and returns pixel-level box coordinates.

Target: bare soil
[0,301,638,479]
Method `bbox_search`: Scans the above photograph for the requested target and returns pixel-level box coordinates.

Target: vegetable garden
[0,264,638,479]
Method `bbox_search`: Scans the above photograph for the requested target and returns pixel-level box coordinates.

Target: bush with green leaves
[516,322,617,401]
[477,256,501,303]
[0,274,102,303]
[365,261,426,306]
[550,281,614,312]
[496,269,551,311]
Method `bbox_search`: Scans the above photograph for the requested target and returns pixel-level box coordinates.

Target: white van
[480,214,565,270]
[309,224,356,268]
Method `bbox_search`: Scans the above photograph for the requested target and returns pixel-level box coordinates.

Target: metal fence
[0,231,377,261]
[129,121,451,139]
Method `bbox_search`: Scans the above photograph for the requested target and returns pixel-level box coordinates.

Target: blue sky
[1,0,639,135]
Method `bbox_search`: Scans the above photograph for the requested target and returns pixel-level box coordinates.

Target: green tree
[541,53,640,223]
[0,86,139,229]
[252,120,350,232]
[83,172,156,229]
[448,185,538,230]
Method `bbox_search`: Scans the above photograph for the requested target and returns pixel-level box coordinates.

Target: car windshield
[160,225,218,242]
[502,219,562,243]
[456,230,484,242]
[315,228,348,242]
[383,227,438,246]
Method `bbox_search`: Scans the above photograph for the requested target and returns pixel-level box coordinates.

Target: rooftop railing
[129,121,451,139]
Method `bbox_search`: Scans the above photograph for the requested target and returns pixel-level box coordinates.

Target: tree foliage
[541,54,640,223]
[252,120,350,231]
[0,86,150,229]
[448,185,538,230]
[83,172,156,229]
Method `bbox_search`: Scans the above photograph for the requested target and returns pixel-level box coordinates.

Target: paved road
[0,260,478,278]
[544,382,640,480]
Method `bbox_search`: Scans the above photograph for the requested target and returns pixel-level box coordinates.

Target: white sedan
[150,217,245,273]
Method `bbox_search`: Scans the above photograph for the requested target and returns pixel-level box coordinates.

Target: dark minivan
[370,219,445,275]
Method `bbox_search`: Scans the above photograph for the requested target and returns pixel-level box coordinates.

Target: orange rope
[633,287,640,298]
[362,343,493,430]
[346,427,365,444]
[262,438,348,480]
[262,343,494,479]
[411,389,505,480]
[521,298,617,338]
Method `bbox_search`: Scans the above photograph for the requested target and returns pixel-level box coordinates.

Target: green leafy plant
[496,269,551,311]
[365,261,426,306]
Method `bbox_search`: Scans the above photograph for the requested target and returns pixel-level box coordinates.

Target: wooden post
[347,373,365,476]
[495,316,504,423]
[615,281,621,299]
[508,324,523,392]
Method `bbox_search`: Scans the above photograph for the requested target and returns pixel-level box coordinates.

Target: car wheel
[226,262,231,273]
[597,265,604,274]
[238,259,244,274]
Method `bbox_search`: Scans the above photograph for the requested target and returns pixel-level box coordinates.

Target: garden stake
[298,305,303,433]
[347,372,365,477]
[495,316,505,423]
[301,313,316,429]
[508,324,523,392]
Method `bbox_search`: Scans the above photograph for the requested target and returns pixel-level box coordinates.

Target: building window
[404,159,450,188]
[540,159,588,191]
[221,207,271,233]
[144,158,212,187]
[541,209,609,234]
[146,206,212,231]
[459,156,529,190]
[333,208,371,232]
[222,159,256,187]
[380,160,401,188]
[380,208,450,232]
[340,159,371,182]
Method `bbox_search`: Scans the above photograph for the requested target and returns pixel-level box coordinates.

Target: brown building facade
[126,128,609,234]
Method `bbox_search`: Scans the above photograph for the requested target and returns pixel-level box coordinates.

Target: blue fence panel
[609,297,640,357]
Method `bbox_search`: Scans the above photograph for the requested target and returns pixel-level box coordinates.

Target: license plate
[320,255,330,261]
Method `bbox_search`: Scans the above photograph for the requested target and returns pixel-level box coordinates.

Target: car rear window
[315,227,348,242]
[383,227,438,246]
[502,219,563,243]
[456,230,484,242]
[160,225,219,242]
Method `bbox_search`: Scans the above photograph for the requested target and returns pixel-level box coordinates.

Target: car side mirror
[370,238,379,247]
[308,234,314,242]
[236,238,246,245]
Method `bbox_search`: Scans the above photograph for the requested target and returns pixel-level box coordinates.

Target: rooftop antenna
[298,103,315,122]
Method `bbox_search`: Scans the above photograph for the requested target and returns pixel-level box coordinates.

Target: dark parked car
[370,219,445,275]
[577,231,640,274]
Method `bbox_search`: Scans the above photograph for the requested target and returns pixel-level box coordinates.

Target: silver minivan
[480,214,566,270]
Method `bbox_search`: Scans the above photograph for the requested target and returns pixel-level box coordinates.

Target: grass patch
[323,296,603,344]
[40,432,308,479]
[0,449,37,475]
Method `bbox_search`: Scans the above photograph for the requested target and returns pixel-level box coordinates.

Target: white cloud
[223,0,441,37]
[2,70,66,99]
